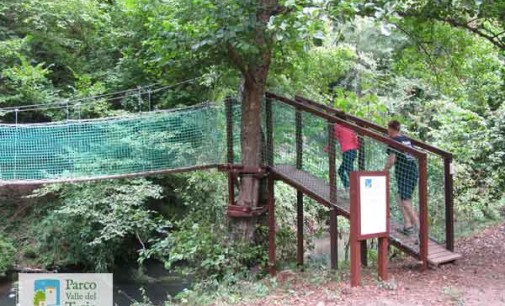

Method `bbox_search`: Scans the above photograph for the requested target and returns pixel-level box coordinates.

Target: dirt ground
[242,223,505,306]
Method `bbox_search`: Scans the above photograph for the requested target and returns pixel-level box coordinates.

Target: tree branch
[270,5,294,16]
[393,23,442,90]
[135,231,146,252]
[398,11,505,50]
[492,29,505,39]
[226,43,254,82]
[466,17,481,26]
[442,17,505,50]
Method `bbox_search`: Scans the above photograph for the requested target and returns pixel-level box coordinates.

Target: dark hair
[388,120,401,131]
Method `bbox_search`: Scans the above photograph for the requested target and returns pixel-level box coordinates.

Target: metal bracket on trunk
[217,164,268,178]
[226,203,268,218]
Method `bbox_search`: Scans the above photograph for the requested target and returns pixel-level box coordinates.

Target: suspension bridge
[0,86,461,271]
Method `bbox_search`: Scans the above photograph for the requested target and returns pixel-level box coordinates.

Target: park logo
[19,273,113,306]
[33,279,61,306]
[364,178,373,189]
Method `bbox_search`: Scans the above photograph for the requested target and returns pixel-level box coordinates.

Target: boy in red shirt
[325,124,359,198]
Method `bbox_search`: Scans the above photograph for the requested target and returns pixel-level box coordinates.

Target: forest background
[0,0,504,303]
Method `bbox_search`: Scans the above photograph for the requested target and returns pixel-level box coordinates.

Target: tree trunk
[229,0,276,242]
[231,73,268,241]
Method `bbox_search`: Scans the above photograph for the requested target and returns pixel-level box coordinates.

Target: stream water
[0,233,348,306]
[308,231,350,265]
[0,260,191,306]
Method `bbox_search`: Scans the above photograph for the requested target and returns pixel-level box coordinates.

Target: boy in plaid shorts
[384,120,419,236]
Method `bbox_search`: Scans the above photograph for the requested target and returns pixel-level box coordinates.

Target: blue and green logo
[365,178,373,188]
[33,279,60,306]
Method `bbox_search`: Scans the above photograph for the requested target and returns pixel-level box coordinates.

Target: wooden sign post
[350,171,390,287]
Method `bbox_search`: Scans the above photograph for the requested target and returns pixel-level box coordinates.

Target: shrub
[32,179,166,271]
[0,233,15,276]
[141,171,264,278]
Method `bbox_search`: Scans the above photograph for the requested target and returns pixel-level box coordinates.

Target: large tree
[140,0,325,240]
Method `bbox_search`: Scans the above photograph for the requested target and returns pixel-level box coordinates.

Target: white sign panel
[19,273,113,306]
[359,176,387,235]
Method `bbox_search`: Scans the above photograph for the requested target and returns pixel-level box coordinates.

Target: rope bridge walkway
[0,99,239,185]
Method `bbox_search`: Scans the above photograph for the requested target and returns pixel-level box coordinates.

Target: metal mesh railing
[301,111,330,184]
[427,154,446,242]
[270,101,297,166]
[267,98,422,226]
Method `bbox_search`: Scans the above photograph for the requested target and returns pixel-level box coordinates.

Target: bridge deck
[271,164,461,266]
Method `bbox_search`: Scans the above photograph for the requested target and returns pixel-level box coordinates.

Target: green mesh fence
[231,100,243,164]
[266,97,450,249]
[0,103,240,183]
[301,111,330,184]
[427,154,446,242]
[270,102,297,166]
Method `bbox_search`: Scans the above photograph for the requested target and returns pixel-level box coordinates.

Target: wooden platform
[271,164,461,266]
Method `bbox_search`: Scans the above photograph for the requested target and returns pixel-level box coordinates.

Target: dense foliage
[0,1,503,299]
[31,179,166,271]
[0,233,15,276]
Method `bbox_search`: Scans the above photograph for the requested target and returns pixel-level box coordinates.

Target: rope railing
[0,78,203,114]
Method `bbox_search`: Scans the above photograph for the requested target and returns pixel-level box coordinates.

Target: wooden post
[266,97,274,167]
[358,134,366,170]
[330,208,338,269]
[225,97,235,207]
[295,109,304,268]
[296,110,303,169]
[297,191,304,268]
[328,121,338,270]
[378,237,388,281]
[265,96,276,276]
[350,171,361,287]
[350,235,361,287]
[268,173,276,276]
[419,156,429,270]
[358,133,368,267]
[444,156,454,252]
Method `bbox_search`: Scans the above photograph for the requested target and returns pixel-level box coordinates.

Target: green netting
[231,100,242,164]
[0,103,240,183]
